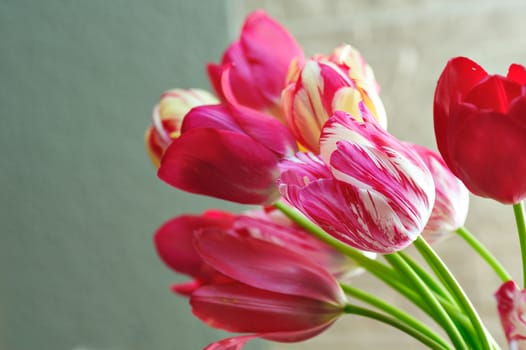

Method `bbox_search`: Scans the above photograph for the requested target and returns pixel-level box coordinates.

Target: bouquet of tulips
[145,10,526,350]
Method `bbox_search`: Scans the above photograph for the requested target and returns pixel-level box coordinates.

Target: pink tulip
[495,280,526,349]
[191,229,345,350]
[282,44,386,152]
[145,88,218,167]
[154,208,365,290]
[208,10,304,119]
[279,107,435,253]
[410,144,469,243]
[157,94,298,204]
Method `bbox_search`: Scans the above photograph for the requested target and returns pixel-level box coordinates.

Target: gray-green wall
[0,1,257,349]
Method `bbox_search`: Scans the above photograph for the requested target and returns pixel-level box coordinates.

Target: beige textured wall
[229,1,526,349]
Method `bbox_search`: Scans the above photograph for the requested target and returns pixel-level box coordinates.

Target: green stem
[455,227,511,282]
[513,202,526,288]
[340,283,452,350]
[384,253,468,350]
[414,237,492,350]
[343,304,450,350]
[398,251,457,304]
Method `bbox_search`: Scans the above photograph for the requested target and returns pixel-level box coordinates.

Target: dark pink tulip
[153,211,235,295]
[207,10,304,119]
[191,229,345,349]
[157,100,297,204]
[434,57,526,204]
[410,144,469,243]
[495,280,526,349]
[279,107,435,253]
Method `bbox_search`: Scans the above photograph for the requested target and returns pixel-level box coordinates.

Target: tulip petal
[204,335,259,350]
[495,280,526,349]
[158,128,280,204]
[240,10,304,104]
[153,214,234,277]
[463,75,522,114]
[191,282,342,333]
[434,56,487,164]
[193,229,345,304]
[507,64,526,85]
[448,103,526,204]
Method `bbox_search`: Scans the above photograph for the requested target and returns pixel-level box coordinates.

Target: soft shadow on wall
[0,1,261,350]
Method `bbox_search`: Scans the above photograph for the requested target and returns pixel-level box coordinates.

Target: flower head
[495,280,526,349]
[434,57,526,204]
[208,10,304,119]
[145,88,218,167]
[279,107,435,253]
[282,45,386,152]
[411,144,469,243]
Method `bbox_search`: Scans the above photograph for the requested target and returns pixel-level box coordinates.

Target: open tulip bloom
[145,10,526,350]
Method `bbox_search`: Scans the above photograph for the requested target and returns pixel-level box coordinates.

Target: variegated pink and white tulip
[495,280,526,349]
[145,88,218,167]
[279,107,435,253]
[282,44,386,153]
[208,10,304,120]
[411,144,469,243]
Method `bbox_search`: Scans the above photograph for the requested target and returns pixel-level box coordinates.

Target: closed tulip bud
[207,10,304,119]
[279,106,435,254]
[282,45,386,153]
[145,88,218,167]
[495,280,526,350]
[434,57,526,204]
[411,144,469,243]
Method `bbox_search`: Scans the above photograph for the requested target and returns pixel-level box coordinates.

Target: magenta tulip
[434,57,526,204]
[411,144,469,243]
[157,98,297,204]
[279,107,435,253]
[207,10,304,119]
[495,280,526,349]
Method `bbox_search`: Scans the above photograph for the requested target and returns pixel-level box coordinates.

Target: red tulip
[279,107,435,253]
[145,88,218,167]
[434,57,526,204]
[157,95,298,204]
[207,10,304,119]
[495,280,526,349]
[410,144,469,243]
[283,45,386,152]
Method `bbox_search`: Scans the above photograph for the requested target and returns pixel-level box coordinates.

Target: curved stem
[414,237,492,350]
[513,201,526,288]
[340,283,452,350]
[343,304,450,350]
[455,227,511,282]
[384,253,468,350]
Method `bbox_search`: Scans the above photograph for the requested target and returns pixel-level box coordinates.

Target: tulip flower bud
[495,280,526,350]
[434,57,526,204]
[145,88,218,167]
[411,144,469,243]
[283,44,386,153]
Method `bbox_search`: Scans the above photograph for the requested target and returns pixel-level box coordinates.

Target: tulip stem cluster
[455,227,512,282]
[275,200,498,350]
[513,201,526,287]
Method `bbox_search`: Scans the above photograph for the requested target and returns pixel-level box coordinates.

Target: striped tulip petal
[495,280,526,349]
[410,144,469,243]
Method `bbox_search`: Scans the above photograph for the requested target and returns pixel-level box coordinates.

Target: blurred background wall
[0,1,255,350]
[2,0,526,350]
